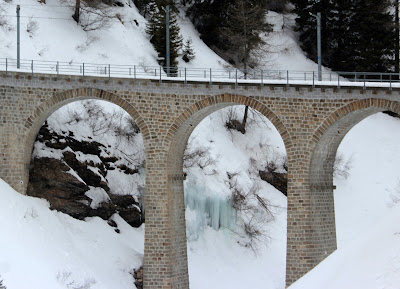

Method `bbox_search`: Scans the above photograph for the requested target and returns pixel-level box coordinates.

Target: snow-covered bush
[0,5,12,31]
[183,137,215,170]
[228,180,275,252]
[334,153,352,179]
[26,17,38,38]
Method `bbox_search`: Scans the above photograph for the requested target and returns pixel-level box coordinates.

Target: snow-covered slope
[0,0,320,71]
[0,178,144,289]
[184,107,287,289]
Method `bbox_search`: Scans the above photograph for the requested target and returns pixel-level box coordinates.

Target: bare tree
[70,0,118,31]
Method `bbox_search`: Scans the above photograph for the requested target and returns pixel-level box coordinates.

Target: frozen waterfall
[185,176,237,240]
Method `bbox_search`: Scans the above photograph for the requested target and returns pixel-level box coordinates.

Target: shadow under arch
[164,93,292,288]
[22,87,150,194]
[308,98,400,265]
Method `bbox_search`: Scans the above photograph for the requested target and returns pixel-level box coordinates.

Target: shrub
[228,180,276,252]
[334,153,352,179]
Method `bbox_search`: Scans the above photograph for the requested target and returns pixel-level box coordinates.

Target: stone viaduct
[1,71,399,288]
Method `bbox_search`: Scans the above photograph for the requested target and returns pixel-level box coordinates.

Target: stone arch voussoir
[163,93,292,289]
[311,98,400,148]
[307,98,400,270]
[24,88,149,173]
[164,93,292,151]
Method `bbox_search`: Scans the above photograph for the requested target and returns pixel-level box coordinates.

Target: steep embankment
[27,100,146,227]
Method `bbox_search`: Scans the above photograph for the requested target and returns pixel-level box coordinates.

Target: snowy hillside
[0,178,144,289]
[0,0,321,71]
[1,1,400,289]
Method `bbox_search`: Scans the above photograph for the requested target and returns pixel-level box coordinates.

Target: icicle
[185,176,237,239]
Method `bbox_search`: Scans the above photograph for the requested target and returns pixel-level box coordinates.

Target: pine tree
[187,0,271,71]
[134,0,153,17]
[219,0,272,73]
[182,37,195,62]
[146,2,183,73]
[186,0,232,52]
[293,0,396,72]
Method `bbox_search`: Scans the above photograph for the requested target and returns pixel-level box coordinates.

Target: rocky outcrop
[27,123,143,228]
[259,169,287,196]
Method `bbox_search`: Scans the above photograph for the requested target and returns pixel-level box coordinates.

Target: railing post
[108,64,111,80]
[31,60,33,77]
[83,63,85,79]
[235,69,238,87]
[159,66,162,83]
[261,70,263,87]
[129,67,131,76]
[286,70,289,88]
[390,74,392,91]
[184,68,187,85]
[304,72,306,81]
[56,61,59,77]
[134,65,136,82]
[330,72,332,81]
[5,58,7,75]
[209,68,212,85]
[312,71,315,88]
[338,73,340,89]
[363,74,366,90]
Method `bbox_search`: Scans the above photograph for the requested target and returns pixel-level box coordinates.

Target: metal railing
[1,57,400,89]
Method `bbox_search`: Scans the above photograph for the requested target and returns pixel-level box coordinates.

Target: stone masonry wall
[1,71,400,288]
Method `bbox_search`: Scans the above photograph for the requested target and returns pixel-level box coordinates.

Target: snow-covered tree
[182,37,195,62]
[146,2,183,72]
[220,0,272,73]
[293,0,396,72]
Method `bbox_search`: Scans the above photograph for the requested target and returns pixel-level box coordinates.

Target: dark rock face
[259,170,287,196]
[225,119,246,134]
[27,123,143,228]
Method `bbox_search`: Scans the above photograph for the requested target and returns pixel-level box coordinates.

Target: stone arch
[308,98,400,265]
[164,93,291,289]
[22,87,149,193]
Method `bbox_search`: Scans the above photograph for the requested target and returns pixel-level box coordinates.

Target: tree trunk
[72,0,81,23]
[241,105,249,134]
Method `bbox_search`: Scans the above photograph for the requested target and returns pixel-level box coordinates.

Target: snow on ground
[0,0,322,72]
[0,0,229,70]
[184,106,287,289]
[0,178,144,289]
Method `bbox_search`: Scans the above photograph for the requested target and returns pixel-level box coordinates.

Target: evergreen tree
[146,2,183,72]
[182,37,195,62]
[293,0,396,72]
[187,0,271,71]
[186,0,232,52]
[219,0,272,72]
[134,0,154,17]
